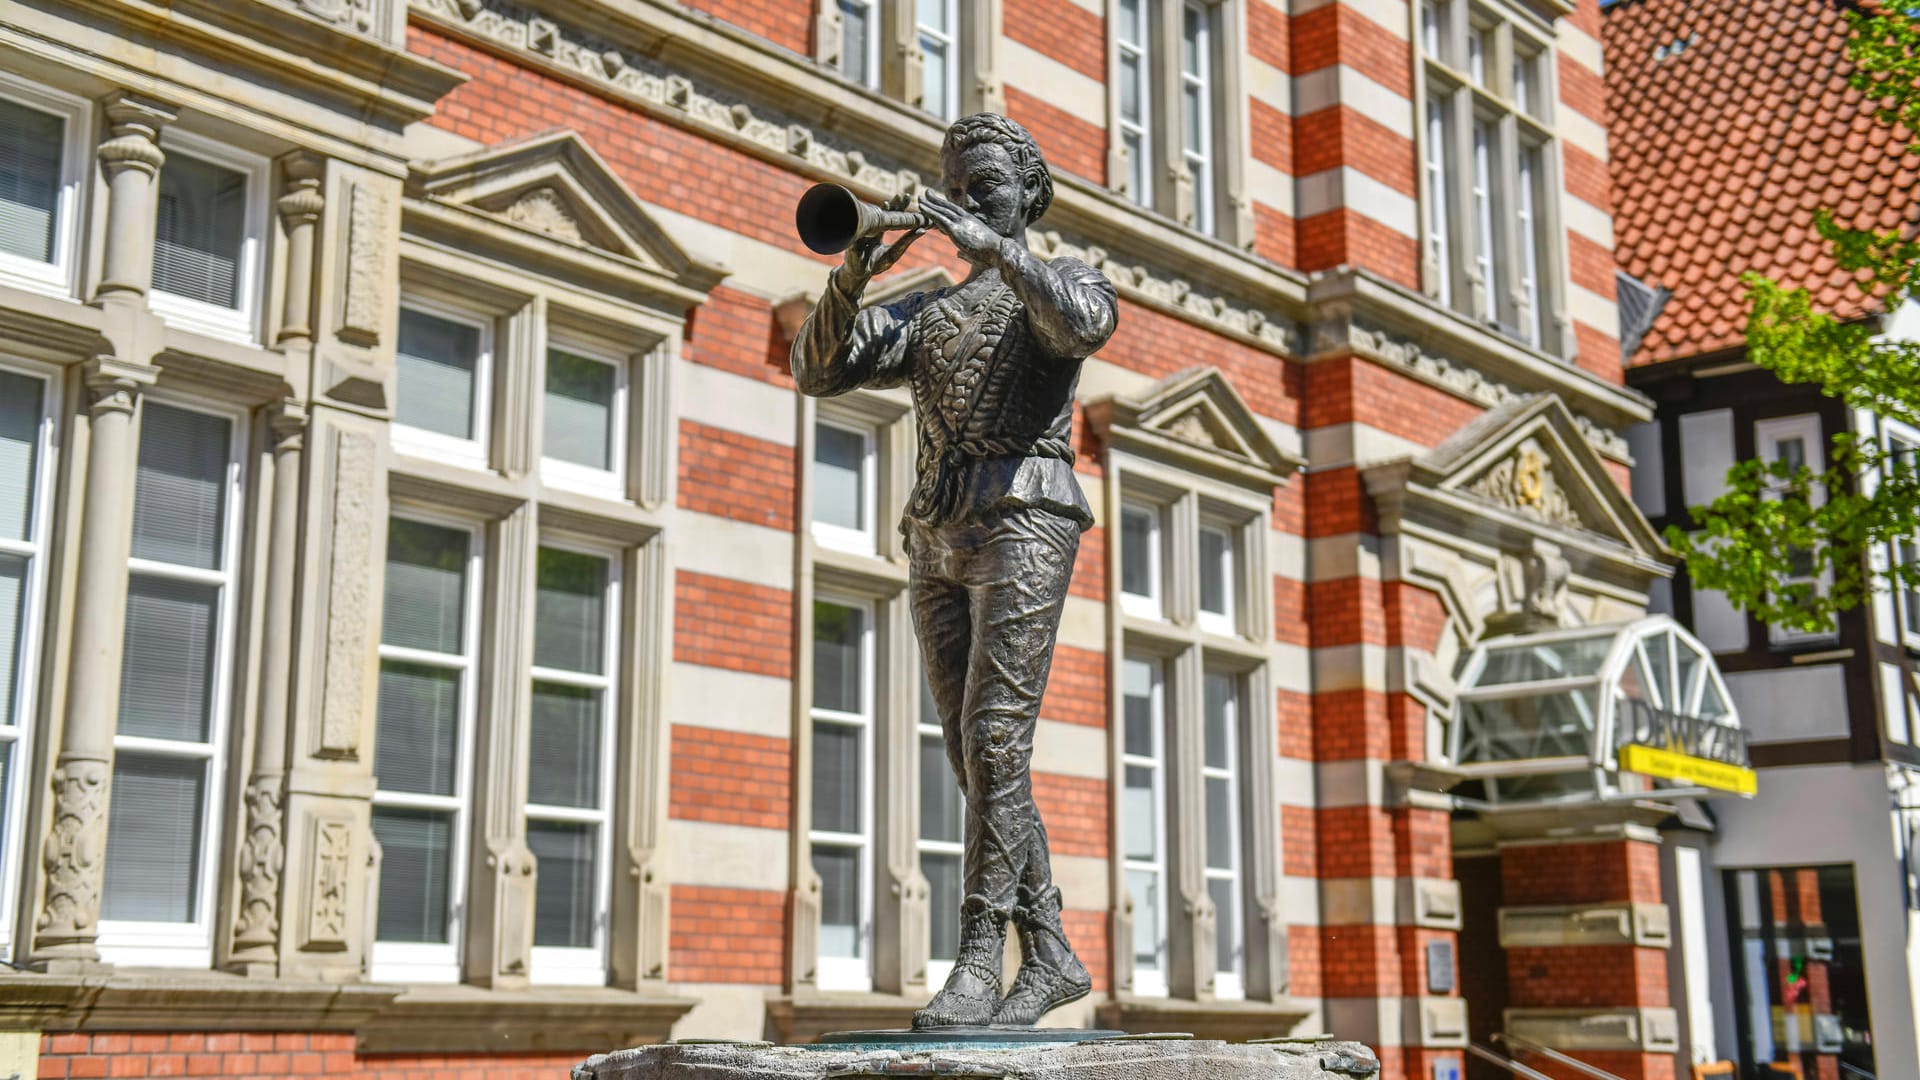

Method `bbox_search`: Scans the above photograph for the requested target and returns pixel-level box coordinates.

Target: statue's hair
[942,113,1054,224]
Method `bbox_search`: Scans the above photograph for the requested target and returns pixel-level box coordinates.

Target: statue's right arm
[789,268,919,396]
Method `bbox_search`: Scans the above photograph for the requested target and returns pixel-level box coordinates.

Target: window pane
[395,308,481,439]
[839,0,870,85]
[118,575,218,743]
[0,369,42,542]
[530,681,600,809]
[921,38,950,119]
[1209,876,1237,974]
[1199,526,1230,617]
[376,660,461,797]
[1182,5,1204,71]
[132,403,230,570]
[814,845,862,958]
[1127,868,1159,971]
[924,851,961,962]
[529,820,597,949]
[916,0,947,26]
[1204,671,1233,770]
[1123,764,1157,862]
[372,807,453,943]
[544,350,616,471]
[1122,658,1155,758]
[1120,506,1156,599]
[0,555,21,727]
[1125,131,1147,205]
[1119,55,1143,125]
[383,519,469,654]
[813,424,867,533]
[102,752,203,922]
[534,548,608,675]
[812,602,865,714]
[1206,776,1234,871]
[812,720,862,835]
[0,97,63,264]
[154,152,244,308]
[1118,0,1143,45]
[920,732,963,844]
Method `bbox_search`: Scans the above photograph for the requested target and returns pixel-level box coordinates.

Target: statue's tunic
[791,255,1117,924]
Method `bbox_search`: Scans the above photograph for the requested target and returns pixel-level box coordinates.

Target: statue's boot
[991,885,1091,1025]
[913,895,1007,1028]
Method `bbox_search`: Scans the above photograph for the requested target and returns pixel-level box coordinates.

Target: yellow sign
[1620,744,1758,795]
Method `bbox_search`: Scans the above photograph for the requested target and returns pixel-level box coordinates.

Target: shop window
[1726,866,1875,1078]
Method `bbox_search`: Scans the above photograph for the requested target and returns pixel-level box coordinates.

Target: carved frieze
[37,759,110,939]
[340,183,387,347]
[503,186,585,243]
[233,775,286,949]
[293,0,375,35]
[318,430,377,757]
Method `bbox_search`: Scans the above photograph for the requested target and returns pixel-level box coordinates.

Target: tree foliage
[1666,9,1920,631]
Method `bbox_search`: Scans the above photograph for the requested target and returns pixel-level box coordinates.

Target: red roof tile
[1603,0,1920,366]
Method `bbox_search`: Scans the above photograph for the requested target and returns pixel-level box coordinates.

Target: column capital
[96,92,176,179]
[277,153,326,228]
[82,360,157,417]
[270,401,310,450]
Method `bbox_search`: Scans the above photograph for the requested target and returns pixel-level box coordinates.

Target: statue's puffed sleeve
[995,247,1118,360]
[789,268,929,396]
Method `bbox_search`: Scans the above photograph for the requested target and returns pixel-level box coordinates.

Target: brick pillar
[1498,830,1679,1080]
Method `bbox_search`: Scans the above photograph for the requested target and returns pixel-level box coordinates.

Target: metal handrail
[1466,1042,1556,1080]
[1839,1064,1877,1080]
[1492,1034,1629,1080]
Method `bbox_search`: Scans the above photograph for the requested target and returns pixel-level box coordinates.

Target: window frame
[1121,652,1170,998]
[369,509,486,984]
[811,417,880,557]
[915,673,964,989]
[1887,419,1920,652]
[915,0,961,122]
[809,592,878,992]
[0,75,90,299]
[148,129,270,345]
[1754,413,1835,647]
[1106,0,1245,240]
[96,394,248,968]
[1196,515,1239,638]
[0,357,58,961]
[1116,0,1152,206]
[539,336,630,500]
[526,537,622,986]
[1120,499,1166,621]
[1201,666,1244,1000]
[837,0,884,91]
[391,295,497,471]
[1179,1,1216,236]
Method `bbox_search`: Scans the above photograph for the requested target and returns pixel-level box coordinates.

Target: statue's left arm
[994,244,1119,359]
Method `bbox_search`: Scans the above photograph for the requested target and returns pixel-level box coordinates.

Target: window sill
[765,991,924,1044]
[358,983,696,1053]
[1095,994,1315,1042]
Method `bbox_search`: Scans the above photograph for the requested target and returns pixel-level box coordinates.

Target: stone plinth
[573,1032,1380,1080]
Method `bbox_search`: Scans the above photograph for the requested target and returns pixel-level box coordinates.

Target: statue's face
[941,140,1035,237]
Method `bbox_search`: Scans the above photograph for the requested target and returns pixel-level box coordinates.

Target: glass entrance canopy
[1448,615,1746,804]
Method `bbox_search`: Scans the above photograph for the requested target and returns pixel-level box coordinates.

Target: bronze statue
[791,114,1117,1028]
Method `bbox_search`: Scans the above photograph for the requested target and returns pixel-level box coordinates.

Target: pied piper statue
[790,114,1118,1028]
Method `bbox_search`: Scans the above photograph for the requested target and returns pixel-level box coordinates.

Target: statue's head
[940,113,1054,236]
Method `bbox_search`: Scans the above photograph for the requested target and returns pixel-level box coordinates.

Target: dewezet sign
[1614,697,1756,795]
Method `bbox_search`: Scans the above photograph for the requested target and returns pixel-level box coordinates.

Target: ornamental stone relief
[503,186,586,243]
[37,759,110,937]
[1467,441,1585,531]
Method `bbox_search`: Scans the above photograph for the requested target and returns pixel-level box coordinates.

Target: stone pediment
[410,129,726,296]
[1370,394,1666,562]
[1086,367,1303,487]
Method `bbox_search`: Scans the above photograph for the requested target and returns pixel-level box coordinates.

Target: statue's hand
[843,191,928,285]
[919,192,1004,268]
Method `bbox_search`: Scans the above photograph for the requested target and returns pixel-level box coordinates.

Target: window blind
[529,682,599,809]
[0,370,42,542]
[812,602,863,714]
[101,753,204,922]
[0,556,22,729]
[813,846,860,957]
[528,820,595,948]
[395,309,480,439]
[924,853,960,962]
[154,152,244,309]
[1208,878,1235,971]
[918,734,962,844]
[372,807,452,943]
[811,721,860,835]
[543,350,614,471]
[117,575,218,742]
[131,403,230,571]
[0,98,62,264]
[375,661,461,797]
[382,519,468,653]
[533,548,605,675]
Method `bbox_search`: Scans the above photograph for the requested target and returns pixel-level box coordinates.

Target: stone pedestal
[574,1032,1379,1080]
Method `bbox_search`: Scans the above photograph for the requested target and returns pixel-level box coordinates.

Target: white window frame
[916,0,960,121]
[839,0,883,90]
[1180,1,1214,236]
[392,297,495,471]
[1122,654,1169,997]
[369,511,484,984]
[1116,0,1153,206]
[916,678,962,990]
[148,130,269,345]
[810,593,876,992]
[0,75,89,300]
[1120,500,1165,620]
[1196,518,1237,637]
[1470,119,1497,324]
[811,418,879,557]
[0,358,57,961]
[540,338,629,500]
[97,395,246,968]
[1885,420,1920,652]
[1516,145,1543,347]
[527,539,621,986]
[1422,98,1452,310]
[1202,668,1243,1000]
[1755,414,1835,646]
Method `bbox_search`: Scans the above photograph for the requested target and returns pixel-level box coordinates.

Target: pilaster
[92,93,174,303]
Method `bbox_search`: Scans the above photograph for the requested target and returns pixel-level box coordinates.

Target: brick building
[0,0,1747,1079]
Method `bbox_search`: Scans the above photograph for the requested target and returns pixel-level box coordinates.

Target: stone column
[230,406,307,974]
[93,93,173,301]
[276,153,325,347]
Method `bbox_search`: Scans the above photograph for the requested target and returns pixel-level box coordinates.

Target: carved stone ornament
[294,0,374,32]
[233,775,286,949]
[340,183,387,346]
[1468,442,1584,531]
[1163,406,1221,450]
[305,819,353,948]
[319,430,377,756]
[37,759,110,936]
[1523,548,1572,623]
[503,186,585,243]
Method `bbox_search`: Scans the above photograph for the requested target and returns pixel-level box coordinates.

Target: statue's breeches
[908,506,1079,914]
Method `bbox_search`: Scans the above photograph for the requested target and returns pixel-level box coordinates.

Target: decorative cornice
[408,0,1300,356]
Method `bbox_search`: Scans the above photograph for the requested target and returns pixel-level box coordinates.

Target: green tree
[1667,9,1920,632]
